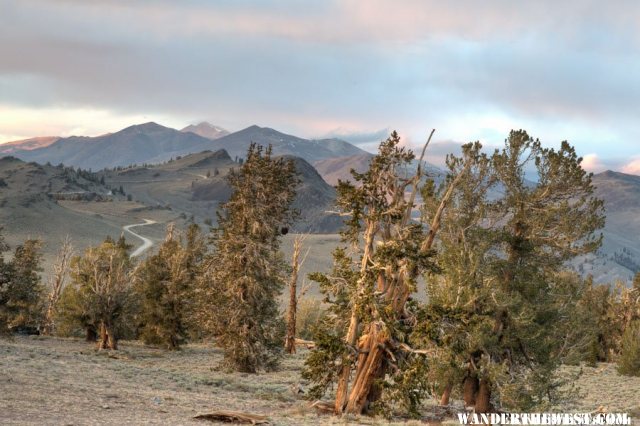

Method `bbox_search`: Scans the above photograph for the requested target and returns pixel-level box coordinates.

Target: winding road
[123,219,157,257]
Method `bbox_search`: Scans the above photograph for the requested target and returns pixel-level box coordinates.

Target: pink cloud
[581,153,607,173]
[622,158,640,175]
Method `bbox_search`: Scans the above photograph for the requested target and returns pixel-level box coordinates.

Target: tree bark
[85,326,97,342]
[440,383,453,406]
[285,237,302,354]
[97,322,108,350]
[335,222,377,415]
[106,324,118,350]
[463,375,479,407]
[344,323,388,414]
[474,379,492,413]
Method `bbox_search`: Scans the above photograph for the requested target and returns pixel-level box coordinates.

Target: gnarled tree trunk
[97,322,108,350]
[474,379,492,413]
[440,383,453,406]
[344,323,388,414]
[96,321,118,350]
[463,375,479,407]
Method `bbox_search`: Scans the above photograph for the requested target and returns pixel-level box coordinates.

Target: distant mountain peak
[121,122,167,133]
[181,122,229,140]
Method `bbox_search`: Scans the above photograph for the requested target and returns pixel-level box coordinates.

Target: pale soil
[1,336,639,426]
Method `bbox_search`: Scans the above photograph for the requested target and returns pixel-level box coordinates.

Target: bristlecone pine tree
[0,238,44,334]
[418,131,605,412]
[617,320,640,376]
[202,143,299,373]
[66,237,136,350]
[136,223,205,349]
[304,131,472,416]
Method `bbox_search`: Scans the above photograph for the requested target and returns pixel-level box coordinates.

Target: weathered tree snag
[463,375,479,407]
[96,321,118,350]
[440,383,453,406]
[97,322,108,350]
[41,236,73,335]
[285,237,303,354]
[474,379,492,413]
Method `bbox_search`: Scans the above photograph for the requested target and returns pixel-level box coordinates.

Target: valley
[1,122,639,288]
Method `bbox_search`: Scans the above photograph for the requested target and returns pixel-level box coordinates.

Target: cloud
[0,0,639,168]
[321,128,390,145]
[581,154,608,173]
[622,158,640,175]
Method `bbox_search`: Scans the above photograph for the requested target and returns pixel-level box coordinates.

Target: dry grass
[1,336,639,425]
[0,336,319,425]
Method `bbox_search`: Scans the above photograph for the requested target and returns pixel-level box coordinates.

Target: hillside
[0,156,129,265]
[313,153,374,185]
[100,150,342,233]
[573,170,640,283]
[0,136,59,154]
[208,125,369,164]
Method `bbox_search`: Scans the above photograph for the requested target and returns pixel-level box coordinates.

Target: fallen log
[194,410,269,424]
[310,400,335,414]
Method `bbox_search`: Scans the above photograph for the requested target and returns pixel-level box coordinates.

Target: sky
[1,0,639,172]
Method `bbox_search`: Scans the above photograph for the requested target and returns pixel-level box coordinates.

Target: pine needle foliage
[203,143,299,373]
[419,131,605,411]
[61,237,136,349]
[135,223,205,350]
[0,236,44,333]
[617,320,640,376]
[303,131,450,416]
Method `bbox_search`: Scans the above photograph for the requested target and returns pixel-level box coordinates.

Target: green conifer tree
[0,239,44,333]
[202,143,298,372]
[419,131,605,412]
[136,223,205,349]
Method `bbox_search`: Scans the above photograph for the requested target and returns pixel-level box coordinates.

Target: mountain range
[1,122,640,285]
[5,122,369,171]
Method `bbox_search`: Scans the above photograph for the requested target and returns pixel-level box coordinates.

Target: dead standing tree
[41,236,73,335]
[284,234,309,354]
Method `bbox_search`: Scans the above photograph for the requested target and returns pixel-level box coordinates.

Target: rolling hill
[0,156,128,266]
[313,153,375,185]
[209,125,368,163]
[313,152,445,186]
[99,149,342,233]
[574,170,640,283]
[0,136,60,154]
